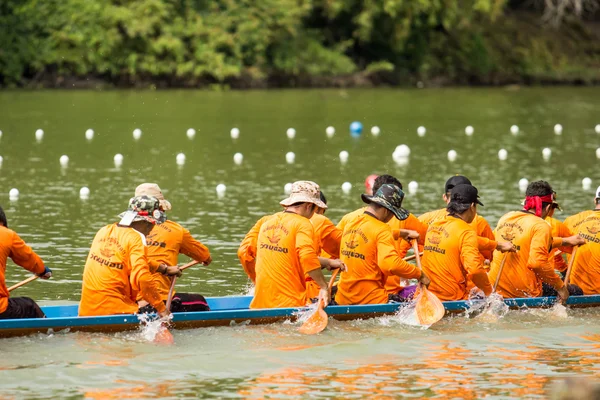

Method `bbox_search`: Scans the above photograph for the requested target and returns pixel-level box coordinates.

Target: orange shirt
[0,226,45,314]
[545,217,573,273]
[79,224,166,316]
[488,211,564,298]
[238,214,276,283]
[250,212,321,309]
[421,215,492,301]
[419,208,497,261]
[138,220,211,301]
[311,213,342,258]
[336,213,421,305]
[564,210,600,294]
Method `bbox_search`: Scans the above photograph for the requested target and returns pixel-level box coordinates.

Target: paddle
[298,268,340,335]
[563,245,579,286]
[403,252,423,263]
[154,260,201,345]
[7,275,39,292]
[412,241,445,326]
[493,253,509,293]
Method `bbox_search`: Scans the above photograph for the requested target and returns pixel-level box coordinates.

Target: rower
[421,184,512,301]
[563,186,600,294]
[79,195,181,317]
[250,181,343,309]
[0,206,51,320]
[489,181,584,301]
[365,174,378,196]
[544,191,575,275]
[335,184,430,305]
[418,175,511,262]
[134,183,212,313]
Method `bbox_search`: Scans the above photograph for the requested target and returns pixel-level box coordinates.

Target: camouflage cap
[361,184,409,221]
[280,181,327,209]
[118,195,166,226]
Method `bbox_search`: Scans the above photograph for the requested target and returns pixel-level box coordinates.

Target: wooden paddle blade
[298,307,328,335]
[415,286,445,326]
[154,322,174,345]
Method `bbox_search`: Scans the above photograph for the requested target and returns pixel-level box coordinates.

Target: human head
[447,184,483,223]
[316,191,327,215]
[280,181,327,219]
[361,184,409,223]
[0,206,7,228]
[372,174,403,194]
[595,186,600,207]
[118,195,167,235]
[443,175,472,204]
[524,180,560,219]
[135,183,172,211]
[364,174,378,196]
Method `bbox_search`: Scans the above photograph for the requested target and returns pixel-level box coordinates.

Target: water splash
[466,292,509,322]
[242,283,255,296]
[137,313,173,342]
[379,302,430,329]
[293,302,320,325]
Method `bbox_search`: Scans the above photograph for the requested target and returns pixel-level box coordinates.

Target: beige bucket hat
[280,181,327,209]
[135,183,172,211]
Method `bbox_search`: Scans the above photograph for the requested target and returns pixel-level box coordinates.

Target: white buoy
[59,155,69,167]
[465,126,474,136]
[370,126,380,136]
[582,177,592,190]
[133,128,142,140]
[595,124,600,134]
[339,150,349,163]
[0,130,3,138]
[498,149,508,161]
[35,129,44,142]
[510,125,519,135]
[341,182,352,194]
[0,156,3,166]
[284,183,293,195]
[596,148,600,159]
[447,150,457,161]
[408,181,419,194]
[285,152,295,164]
[9,188,19,200]
[542,148,552,160]
[186,128,196,139]
[393,156,409,166]
[394,144,410,158]
[518,178,529,192]
[79,187,90,199]
[554,124,563,135]
[216,184,226,197]
[326,126,335,138]
[176,153,186,166]
[286,128,296,139]
[113,153,124,167]
[233,152,243,165]
[230,128,240,139]
[85,129,94,141]
[417,126,426,137]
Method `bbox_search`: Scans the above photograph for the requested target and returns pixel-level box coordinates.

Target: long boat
[1,294,599,339]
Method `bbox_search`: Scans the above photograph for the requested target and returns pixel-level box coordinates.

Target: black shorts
[138,293,210,314]
[542,283,584,297]
[0,297,45,319]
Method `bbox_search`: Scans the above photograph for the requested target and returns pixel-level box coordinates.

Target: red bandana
[523,194,554,217]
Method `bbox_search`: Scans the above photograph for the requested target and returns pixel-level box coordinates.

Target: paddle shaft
[412,241,423,270]
[165,260,201,311]
[403,252,423,262]
[493,254,508,293]
[7,275,39,292]
[563,245,579,286]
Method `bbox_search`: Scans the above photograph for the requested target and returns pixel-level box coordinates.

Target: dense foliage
[0,0,598,87]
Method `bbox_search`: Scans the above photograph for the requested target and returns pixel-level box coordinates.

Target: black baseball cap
[450,184,484,206]
[445,175,472,193]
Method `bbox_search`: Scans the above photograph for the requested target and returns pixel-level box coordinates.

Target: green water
[0,88,599,398]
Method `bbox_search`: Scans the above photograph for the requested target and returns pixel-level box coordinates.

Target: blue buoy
[350,121,363,137]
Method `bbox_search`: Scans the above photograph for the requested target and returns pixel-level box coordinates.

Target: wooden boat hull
[1,295,599,339]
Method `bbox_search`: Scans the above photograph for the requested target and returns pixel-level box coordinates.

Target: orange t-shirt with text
[138,219,211,301]
[0,226,45,314]
[421,215,492,301]
[250,212,321,309]
[336,213,421,305]
[79,224,165,316]
[564,210,600,294]
[488,211,563,298]
[545,216,573,273]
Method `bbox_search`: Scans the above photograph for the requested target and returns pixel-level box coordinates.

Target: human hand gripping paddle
[412,241,445,326]
[298,268,340,335]
[154,260,201,344]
